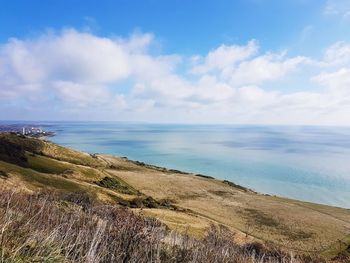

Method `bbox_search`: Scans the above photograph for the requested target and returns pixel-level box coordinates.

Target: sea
[2,121,350,208]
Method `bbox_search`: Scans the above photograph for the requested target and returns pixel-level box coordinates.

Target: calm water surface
[14,122,350,208]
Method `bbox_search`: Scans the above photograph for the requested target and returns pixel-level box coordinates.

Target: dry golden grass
[1,190,325,263]
[135,208,213,238]
[102,155,350,256]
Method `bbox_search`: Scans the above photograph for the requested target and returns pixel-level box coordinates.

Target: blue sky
[0,0,345,55]
[1,0,350,124]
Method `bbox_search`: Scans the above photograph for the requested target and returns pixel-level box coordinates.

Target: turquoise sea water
[6,121,350,208]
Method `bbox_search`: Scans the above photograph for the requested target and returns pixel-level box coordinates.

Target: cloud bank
[1,29,350,125]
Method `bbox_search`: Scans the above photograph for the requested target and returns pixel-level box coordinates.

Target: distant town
[0,124,55,138]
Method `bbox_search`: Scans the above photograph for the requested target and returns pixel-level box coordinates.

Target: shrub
[95,176,139,195]
[0,190,326,263]
[223,180,248,192]
[0,190,166,262]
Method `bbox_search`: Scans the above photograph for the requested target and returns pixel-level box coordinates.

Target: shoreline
[2,130,348,209]
[1,131,350,258]
[44,132,258,194]
[98,153,258,194]
[47,135,347,209]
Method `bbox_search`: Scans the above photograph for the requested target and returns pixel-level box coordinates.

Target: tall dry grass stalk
[0,190,325,262]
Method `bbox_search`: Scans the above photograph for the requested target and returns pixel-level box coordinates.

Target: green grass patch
[0,133,105,168]
[26,152,104,181]
[0,160,84,192]
[76,166,104,180]
[21,170,84,192]
[321,235,350,261]
[43,142,105,168]
[0,133,45,154]
[0,134,29,166]
[95,176,140,195]
[26,153,71,174]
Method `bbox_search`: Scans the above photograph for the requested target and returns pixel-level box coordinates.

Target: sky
[1,0,350,125]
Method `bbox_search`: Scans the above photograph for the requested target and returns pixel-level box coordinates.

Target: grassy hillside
[1,190,326,263]
[0,133,349,262]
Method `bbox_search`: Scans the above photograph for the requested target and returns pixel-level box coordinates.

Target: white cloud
[43,30,131,83]
[323,41,350,66]
[229,53,307,86]
[0,29,135,103]
[1,29,350,125]
[0,29,180,106]
[53,81,113,107]
[191,40,258,74]
[190,41,307,87]
[313,68,350,94]
[324,0,350,19]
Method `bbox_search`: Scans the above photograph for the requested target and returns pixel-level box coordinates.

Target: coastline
[1,132,350,259]
[3,122,350,209]
[50,136,350,209]
[2,127,349,209]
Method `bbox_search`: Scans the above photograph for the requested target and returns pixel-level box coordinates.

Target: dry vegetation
[0,133,350,262]
[105,155,350,254]
[0,190,325,263]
